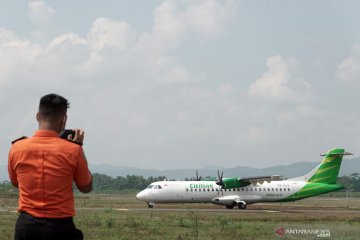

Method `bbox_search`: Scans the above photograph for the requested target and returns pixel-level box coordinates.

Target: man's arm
[74,148,93,193]
[8,150,18,188]
[77,176,92,193]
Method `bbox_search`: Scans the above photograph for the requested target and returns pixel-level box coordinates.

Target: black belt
[19,211,73,223]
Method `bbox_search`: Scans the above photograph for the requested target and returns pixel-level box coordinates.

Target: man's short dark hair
[39,94,70,119]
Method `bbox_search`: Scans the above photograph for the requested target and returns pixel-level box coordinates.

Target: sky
[0,0,360,170]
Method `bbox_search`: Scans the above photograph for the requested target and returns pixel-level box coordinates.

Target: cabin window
[216,188,218,191]
[203,189,206,192]
[276,188,278,191]
[147,185,153,189]
[263,188,266,191]
[279,188,282,191]
[268,188,270,191]
[246,188,248,192]
[237,188,240,191]
[254,188,257,191]
[195,189,197,192]
[272,188,274,191]
[233,188,235,191]
[288,188,291,191]
[250,188,253,191]
[259,188,261,191]
[190,189,193,192]
[241,188,244,191]
[212,189,214,191]
[186,188,189,192]
[207,188,210,192]
[283,188,286,191]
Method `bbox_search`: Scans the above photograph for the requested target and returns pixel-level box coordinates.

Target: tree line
[90,173,166,193]
[0,173,360,193]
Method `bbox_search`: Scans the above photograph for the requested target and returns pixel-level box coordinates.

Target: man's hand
[67,129,85,144]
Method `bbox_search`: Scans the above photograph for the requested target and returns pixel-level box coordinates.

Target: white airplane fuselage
[136,148,348,209]
[136,180,306,207]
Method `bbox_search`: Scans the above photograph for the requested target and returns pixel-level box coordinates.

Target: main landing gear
[226,204,234,209]
[237,202,246,209]
[147,202,155,208]
[225,202,247,210]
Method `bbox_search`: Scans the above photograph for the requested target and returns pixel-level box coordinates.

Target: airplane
[136,148,352,209]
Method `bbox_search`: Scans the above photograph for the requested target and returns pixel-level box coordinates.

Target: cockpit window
[147,185,154,189]
[158,185,162,189]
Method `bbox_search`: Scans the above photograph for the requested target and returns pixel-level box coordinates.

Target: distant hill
[1,158,359,181]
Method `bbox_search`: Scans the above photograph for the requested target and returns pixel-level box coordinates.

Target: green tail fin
[308,148,348,184]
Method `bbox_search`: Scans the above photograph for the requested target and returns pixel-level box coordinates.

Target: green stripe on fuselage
[278,182,344,202]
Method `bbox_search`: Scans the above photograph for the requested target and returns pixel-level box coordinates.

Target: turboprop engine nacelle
[221,178,249,189]
[212,195,240,206]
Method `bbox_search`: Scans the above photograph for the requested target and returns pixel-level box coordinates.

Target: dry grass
[1,193,360,240]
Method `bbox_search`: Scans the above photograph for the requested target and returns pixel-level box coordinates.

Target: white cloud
[136,0,235,52]
[336,44,360,83]
[249,55,310,102]
[183,0,236,37]
[28,0,55,24]
[88,18,136,52]
[0,28,42,86]
[0,0,240,169]
[239,126,268,144]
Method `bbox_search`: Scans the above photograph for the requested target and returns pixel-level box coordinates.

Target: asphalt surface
[1,207,359,214]
[113,208,360,213]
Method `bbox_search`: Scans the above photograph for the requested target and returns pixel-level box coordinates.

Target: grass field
[1,193,360,240]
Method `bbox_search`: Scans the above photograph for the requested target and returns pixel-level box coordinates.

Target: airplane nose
[136,191,144,200]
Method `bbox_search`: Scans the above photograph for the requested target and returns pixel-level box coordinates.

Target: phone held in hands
[59,129,75,139]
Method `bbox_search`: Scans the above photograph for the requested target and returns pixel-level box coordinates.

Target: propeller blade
[216,170,224,186]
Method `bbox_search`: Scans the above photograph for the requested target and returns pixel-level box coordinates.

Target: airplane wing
[238,175,283,185]
[216,173,283,189]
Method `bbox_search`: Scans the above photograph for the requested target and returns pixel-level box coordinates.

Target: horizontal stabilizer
[320,152,353,156]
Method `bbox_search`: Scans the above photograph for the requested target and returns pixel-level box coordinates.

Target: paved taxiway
[2,207,359,214]
[113,208,360,213]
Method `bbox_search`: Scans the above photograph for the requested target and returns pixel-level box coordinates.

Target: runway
[2,207,359,214]
[113,208,360,214]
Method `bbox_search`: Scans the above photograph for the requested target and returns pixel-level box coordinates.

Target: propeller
[215,170,224,186]
[191,170,202,181]
[216,170,224,197]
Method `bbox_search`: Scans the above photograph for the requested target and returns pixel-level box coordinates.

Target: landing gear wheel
[237,202,246,209]
[226,204,234,209]
[148,204,154,208]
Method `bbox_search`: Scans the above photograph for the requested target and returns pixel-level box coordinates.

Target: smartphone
[59,129,76,139]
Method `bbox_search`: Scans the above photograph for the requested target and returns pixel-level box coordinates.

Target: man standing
[8,94,93,240]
